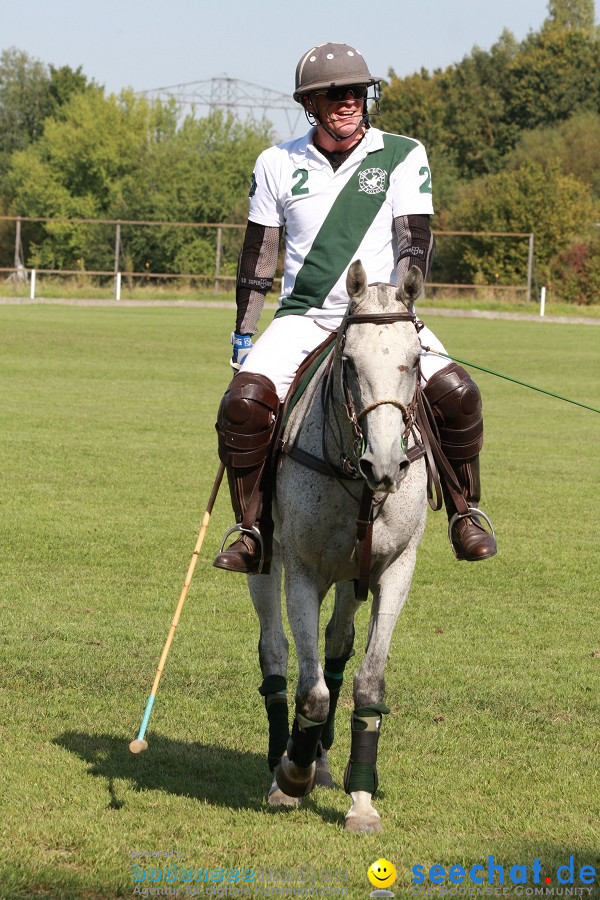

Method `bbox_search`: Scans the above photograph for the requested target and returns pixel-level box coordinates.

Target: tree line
[1,0,598,302]
[380,0,600,302]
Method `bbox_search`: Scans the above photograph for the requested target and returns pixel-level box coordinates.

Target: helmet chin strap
[305,99,370,143]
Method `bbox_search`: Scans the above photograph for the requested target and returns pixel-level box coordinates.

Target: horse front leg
[317,581,363,788]
[274,562,329,798]
[344,547,418,833]
[247,540,297,807]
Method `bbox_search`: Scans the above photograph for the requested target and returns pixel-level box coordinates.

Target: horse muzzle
[359,451,410,493]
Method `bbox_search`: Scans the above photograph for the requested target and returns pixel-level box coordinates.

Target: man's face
[306,84,367,141]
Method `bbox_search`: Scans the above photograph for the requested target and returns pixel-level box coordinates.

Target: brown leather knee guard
[423,362,483,460]
[215,372,279,525]
[216,372,279,471]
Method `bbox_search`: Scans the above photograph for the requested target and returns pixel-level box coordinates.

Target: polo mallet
[129,461,225,754]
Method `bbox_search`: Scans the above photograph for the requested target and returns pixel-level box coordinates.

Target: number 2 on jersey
[419,166,432,194]
[292,169,309,195]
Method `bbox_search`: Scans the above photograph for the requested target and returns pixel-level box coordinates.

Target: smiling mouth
[332,112,359,122]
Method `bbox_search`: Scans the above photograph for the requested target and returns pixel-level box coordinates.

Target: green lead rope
[423,348,600,415]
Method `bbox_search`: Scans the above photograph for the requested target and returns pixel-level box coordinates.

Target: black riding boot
[213,372,279,574]
[423,363,497,561]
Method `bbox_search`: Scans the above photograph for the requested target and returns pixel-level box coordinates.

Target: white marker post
[540,286,546,318]
[115,271,122,301]
[30,269,36,300]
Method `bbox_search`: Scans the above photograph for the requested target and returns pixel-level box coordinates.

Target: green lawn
[0,305,598,899]
[3,281,600,319]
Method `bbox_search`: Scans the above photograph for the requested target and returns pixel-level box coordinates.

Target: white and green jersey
[249,126,434,325]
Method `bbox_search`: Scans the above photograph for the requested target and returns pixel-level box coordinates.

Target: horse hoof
[275,755,317,798]
[267,779,301,808]
[344,813,382,834]
[315,750,335,789]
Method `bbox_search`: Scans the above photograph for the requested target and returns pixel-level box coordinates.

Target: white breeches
[241,314,450,402]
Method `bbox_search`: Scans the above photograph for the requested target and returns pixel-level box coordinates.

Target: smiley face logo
[367,858,397,889]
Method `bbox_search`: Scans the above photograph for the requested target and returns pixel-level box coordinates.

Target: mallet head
[129,738,149,754]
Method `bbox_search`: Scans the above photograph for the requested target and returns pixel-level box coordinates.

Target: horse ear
[346,260,368,307]
[396,265,424,309]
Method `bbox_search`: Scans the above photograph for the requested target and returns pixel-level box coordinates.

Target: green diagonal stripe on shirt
[275,134,418,318]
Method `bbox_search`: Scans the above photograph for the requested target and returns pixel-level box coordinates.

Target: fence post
[526,233,534,302]
[214,226,222,294]
[30,269,36,300]
[115,271,122,301]
[14,217,21,270]
[114,222,121,298]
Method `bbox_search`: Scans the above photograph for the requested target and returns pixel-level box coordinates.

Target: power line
[139,75,304,139]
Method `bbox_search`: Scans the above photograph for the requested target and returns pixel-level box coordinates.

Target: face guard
[304,83,382,142]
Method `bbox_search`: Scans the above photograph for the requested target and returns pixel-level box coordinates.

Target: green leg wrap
[321,651,354,751]
[258,675,289,772]
[288,711,326,769]
[343,704,389,797]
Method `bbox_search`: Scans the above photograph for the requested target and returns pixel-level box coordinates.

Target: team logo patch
[358,167,387,194]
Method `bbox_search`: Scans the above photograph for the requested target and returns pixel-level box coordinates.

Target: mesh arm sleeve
[235,221,283,335]
[394,214,435,287]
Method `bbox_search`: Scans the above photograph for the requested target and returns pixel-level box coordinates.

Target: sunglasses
[315,84,369,102]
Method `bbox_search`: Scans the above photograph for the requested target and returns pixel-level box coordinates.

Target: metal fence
[0,215,536,300]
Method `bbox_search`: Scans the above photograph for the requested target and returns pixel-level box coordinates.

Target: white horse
[248,261,428,833]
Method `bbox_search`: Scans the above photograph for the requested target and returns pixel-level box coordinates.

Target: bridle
[318,306,426,601]
[323,309,423,482]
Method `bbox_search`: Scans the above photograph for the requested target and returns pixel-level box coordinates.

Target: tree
[544,0,597,34]
[504,110,600,198]
[48,63,96,118]
[6,88,273,273]
[434,160,597,285]
[0,48,52,174]
[380,30,521,180]
[550,233,600,304]
[380,16,600,183]
[0,48,96,179]
[504,27,600,132]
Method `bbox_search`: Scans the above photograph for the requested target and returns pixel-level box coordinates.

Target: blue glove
[231,332,253,372]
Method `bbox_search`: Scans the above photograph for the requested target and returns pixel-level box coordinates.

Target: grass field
[1,304,599,900]
[3,281,600,319]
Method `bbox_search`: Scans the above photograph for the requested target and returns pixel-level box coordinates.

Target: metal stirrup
[219,524,265,573]
[448,506,496,550]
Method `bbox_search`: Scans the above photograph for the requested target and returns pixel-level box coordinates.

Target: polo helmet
[293,43,381,103]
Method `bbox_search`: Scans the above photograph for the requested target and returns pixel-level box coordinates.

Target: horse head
[339,261,423,493]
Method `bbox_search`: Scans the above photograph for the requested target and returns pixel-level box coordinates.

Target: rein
[319,308,424,601]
